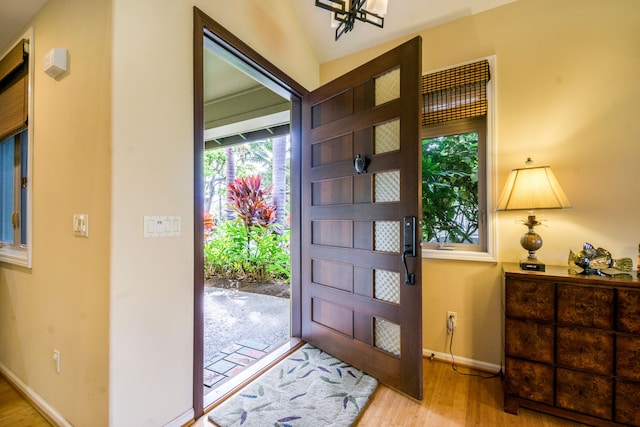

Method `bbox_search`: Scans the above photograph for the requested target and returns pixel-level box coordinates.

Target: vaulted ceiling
[0,1,519,145]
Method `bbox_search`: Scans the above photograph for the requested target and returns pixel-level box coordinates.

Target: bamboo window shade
[0,39,29,142]
[422,60,490,126]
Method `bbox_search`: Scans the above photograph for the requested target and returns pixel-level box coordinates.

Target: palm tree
[204,149,226,215]
[271,135,287,232]
[224,146,236,220]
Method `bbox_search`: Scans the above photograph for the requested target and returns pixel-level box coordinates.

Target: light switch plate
[144,215,180,237]
[73,214,89,237]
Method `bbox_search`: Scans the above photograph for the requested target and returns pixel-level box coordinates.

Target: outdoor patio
[202,285,290,391]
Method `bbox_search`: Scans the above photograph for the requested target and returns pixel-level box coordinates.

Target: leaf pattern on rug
[326,392,361,411]
[289,392,307,401]
[320,376,340,385]
[278,416,302,422]
[209,344,378,427]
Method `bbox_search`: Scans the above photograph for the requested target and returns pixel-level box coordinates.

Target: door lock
[402,216,416,285]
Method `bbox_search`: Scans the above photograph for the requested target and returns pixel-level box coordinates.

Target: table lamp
[497,158,571,271]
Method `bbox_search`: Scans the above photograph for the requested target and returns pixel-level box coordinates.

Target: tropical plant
[204,175,289,282]
[203,212,215,240]
[204,218,290,282]
[422,131,479,244]
[227,175,277,228]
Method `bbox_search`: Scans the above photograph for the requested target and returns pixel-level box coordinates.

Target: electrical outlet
[447,311,457,334]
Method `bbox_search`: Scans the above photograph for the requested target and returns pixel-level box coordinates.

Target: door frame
[193,7,308,418]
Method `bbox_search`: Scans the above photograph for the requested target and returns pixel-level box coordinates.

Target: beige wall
[109,1,317,425]
[322,0,640,366]
[0,0,318,426]
[0,0,112,425]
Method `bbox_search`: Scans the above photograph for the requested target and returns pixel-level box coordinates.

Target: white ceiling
[0,0,520,63]
[0,0,48,51]
[289,0,519,63]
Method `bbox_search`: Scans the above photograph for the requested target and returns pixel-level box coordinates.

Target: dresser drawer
[618,289,640,334]
[616,334,640,381]
[556,368,613,420]
[504,265,640,426]
[556,326,613,375]
[505,318,553,363]
[616,380,640,426]
[557,284,613,329]
[505,357,554,405]
[505,279,555,321]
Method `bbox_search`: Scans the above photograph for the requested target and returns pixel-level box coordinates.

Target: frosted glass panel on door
[374,119,400,154]
[374,269,400,304]
[374,67,400,106]
[374,170,400,203]
[373,221,400,253]
[374,317,401,357]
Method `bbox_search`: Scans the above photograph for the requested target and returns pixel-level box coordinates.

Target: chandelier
[315,0,388,40]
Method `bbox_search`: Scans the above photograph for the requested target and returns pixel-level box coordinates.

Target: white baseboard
[423,349,502,374]
[164,408,195,427]
[0,362,71,427]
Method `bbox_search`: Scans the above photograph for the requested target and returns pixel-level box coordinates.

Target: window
[0,29,33,267]
[421,57,496,262]
[0,130,27,243]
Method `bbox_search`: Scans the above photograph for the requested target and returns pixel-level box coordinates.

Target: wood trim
[194,7,307,98]
[193,9,206,419]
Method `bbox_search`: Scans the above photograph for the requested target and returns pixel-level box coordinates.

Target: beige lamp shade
[497,165,571,211]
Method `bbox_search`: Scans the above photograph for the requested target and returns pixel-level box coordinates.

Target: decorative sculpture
[568,242,633,278]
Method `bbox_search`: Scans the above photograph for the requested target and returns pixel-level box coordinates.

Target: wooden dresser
[503,263,640,426]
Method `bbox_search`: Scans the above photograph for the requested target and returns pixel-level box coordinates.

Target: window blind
[422,60,490,126]
[0,39,29,142]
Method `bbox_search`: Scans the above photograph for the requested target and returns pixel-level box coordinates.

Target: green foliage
[204,219,290,283]
[205,174,289,283]
[422,131,479,244]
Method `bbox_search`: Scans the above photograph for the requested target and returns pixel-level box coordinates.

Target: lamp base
[520,258,545,272]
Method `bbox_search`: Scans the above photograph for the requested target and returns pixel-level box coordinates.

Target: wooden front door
[301,37,423,399]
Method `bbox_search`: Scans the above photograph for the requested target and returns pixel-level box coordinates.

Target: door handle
[402,216,416,285]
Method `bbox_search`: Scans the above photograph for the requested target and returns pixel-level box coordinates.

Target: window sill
[422,247,497,263]
[0,246,30,268]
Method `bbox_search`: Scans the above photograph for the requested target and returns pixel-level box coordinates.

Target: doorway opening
[194,10,307,414]
[201,133,292,399]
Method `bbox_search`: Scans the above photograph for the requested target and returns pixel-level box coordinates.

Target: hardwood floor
[0,375,50,426]
[1,359,587,426]
[193,358,586,427]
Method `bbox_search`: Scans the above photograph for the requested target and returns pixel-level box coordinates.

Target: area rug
[208,343,378,427]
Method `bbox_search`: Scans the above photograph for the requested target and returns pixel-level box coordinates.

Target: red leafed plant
[227,176,277,228]
[203,212,215,239]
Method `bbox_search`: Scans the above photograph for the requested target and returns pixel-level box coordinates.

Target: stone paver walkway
[203,287,289,392]
[203,339,274,389]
